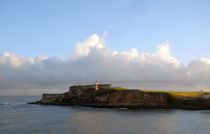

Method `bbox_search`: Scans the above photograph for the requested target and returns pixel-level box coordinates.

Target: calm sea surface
[0,96,210,134]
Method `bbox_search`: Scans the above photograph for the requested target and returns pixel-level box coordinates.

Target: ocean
[0,96,210,134]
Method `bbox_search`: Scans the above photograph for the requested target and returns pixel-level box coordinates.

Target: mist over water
[0,96,210,134]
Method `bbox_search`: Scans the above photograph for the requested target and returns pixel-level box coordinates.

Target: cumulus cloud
[1,32,210,95]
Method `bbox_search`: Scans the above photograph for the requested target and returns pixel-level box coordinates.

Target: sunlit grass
[110,87,128,90]
[141,90,210,98]
[103,87,210,98]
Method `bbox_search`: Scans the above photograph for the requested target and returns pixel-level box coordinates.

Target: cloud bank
[1,32,210,95]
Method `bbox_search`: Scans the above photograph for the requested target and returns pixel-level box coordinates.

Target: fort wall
[68,84,111,96]
[40,94,64,104]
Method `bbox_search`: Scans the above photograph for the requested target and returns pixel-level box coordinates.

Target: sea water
[0,96,210,134]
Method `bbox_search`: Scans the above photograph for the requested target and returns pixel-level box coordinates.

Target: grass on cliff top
[100,87,128,90]
[110,87,128,90]
[141,90,210,98]
[102,87,210,98]
[99,87,129,94]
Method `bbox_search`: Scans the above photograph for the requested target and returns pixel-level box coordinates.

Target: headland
[29,83,210,110]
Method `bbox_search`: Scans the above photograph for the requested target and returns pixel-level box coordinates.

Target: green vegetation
[100,87,129,95]
[102,86,210,98]
[141,90,210,98]
[107,87,128,90]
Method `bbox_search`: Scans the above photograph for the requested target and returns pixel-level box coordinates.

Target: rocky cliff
[29,85,210,110]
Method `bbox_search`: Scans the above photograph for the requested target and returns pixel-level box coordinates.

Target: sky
[0,0,210,95]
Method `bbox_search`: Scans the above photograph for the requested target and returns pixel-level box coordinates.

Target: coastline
[28,84,210,110]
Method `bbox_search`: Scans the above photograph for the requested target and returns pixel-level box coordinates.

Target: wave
[119,108,128,110]
[0,102,23,106]
[0,102,12,105]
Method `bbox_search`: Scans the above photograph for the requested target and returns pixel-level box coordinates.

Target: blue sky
[2,0,210,94]
[0,0,210,63]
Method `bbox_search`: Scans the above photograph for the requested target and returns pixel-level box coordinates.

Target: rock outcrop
[29,84,210,110]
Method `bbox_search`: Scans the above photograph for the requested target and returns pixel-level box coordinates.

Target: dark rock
[29,84,210,110]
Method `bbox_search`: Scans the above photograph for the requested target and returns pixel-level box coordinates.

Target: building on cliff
[68,82,111,96]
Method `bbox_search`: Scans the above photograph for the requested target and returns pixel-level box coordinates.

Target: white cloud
[1,32,210,95]
[140,42,180,67]
[72,31,108,59]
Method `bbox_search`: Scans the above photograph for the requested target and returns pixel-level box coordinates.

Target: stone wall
[69,85,95,96]
[68,84,111,96]
[40,94,64,104]
[98,84,111,89]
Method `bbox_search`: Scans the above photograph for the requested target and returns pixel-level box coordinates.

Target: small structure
[95,81,99,91]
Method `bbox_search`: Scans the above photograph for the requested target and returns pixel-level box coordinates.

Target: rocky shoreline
[29,84,210,110]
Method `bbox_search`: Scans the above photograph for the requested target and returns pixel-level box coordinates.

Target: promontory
[29,83,210,110]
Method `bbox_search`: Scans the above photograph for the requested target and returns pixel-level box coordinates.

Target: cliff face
[40,94,66,104]
[31,85,210,110]
[34,86,174,108]
[107,90,169,105]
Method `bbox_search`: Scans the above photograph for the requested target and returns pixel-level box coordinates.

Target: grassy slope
[109,87,128,90]
[106,87,210,98]
[141,90,210,98]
